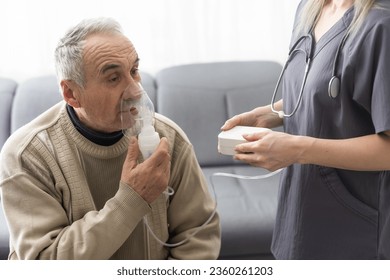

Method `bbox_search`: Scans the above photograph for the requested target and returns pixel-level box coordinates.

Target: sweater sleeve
[166,140,221,260]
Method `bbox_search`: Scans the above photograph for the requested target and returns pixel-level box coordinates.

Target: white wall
[0,0,301,83]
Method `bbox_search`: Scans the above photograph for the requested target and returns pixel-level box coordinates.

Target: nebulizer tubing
[146,170,282,248]
[210,168,283,183]
[121,83,281,248]
[147,168,283,248]
[143,198,219,248]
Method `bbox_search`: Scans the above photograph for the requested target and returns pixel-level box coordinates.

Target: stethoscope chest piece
[328,75,340,98]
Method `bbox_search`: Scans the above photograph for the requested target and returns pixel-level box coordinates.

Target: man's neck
[66,104,123,146]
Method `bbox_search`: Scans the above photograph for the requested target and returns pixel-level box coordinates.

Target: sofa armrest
[0,78,17,151]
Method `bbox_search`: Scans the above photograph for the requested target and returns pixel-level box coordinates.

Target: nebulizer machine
[121,82,217,247]
[216,127,282,179]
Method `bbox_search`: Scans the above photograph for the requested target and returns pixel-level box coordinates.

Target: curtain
[0,0,301,82]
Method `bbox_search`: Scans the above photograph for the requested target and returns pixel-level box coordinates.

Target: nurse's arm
[298,131,390,171]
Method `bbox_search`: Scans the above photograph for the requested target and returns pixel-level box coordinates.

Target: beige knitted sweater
[0,102,220,259]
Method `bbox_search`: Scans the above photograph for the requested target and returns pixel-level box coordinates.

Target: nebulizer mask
[121,82,159,159]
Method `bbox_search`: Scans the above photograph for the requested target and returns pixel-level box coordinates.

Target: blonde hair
[296,0,376,36]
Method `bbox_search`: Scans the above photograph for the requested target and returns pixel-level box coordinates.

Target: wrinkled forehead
[83,33,138,75]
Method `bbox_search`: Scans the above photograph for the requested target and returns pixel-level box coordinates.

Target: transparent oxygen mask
[121,82,159,159]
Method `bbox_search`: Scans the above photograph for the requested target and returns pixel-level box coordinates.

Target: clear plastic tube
[144,169,282,248]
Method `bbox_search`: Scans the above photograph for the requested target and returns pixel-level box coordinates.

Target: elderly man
[0,17,220,259]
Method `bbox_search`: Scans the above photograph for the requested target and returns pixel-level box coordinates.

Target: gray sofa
[0,60,283,260]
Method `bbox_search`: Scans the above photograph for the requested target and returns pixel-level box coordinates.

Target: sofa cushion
[203,166,280,259]
[155,61,283,167]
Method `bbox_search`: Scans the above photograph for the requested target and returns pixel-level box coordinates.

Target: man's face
[71,33,141,133]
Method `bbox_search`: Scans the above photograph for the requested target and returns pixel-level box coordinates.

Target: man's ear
[61,80,81,108]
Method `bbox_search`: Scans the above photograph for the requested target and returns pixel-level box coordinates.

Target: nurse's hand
[221,104,283,131]
[233,130,302,171]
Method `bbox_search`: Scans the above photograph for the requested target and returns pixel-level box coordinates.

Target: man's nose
[123,80,143,100]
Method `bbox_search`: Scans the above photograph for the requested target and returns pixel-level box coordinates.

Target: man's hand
[121,136,171,204]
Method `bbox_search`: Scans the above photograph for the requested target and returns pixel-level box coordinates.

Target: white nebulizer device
[121,82,159,159]
[138,124,160,159]
[213,126,283,187]
[218,126,270,155]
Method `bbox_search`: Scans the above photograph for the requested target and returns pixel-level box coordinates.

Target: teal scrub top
[271,0,390,259]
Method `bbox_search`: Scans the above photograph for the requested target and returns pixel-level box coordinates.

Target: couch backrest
[0,78,18,150]
[11,76,62,133]
[155,61,282,167]
[0,77,18,259]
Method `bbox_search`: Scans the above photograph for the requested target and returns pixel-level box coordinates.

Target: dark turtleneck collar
[66,104,123,146]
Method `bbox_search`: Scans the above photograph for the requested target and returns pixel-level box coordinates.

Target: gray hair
[296,0,376,38]
[54,17,123,88]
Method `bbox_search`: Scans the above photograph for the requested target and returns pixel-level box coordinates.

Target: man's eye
[131,68,139,76]
[109,76,119,82]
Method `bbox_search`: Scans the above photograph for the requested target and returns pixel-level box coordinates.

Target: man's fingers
[125,136,139,169]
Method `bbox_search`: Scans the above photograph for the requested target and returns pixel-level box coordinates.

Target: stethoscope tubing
[271,30,349,118]
[270,34,314,118]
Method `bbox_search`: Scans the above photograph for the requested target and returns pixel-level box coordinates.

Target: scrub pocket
[319,166,378,224]
[315,166,378,258]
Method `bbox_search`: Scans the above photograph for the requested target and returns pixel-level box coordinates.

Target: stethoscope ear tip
[328,76,340,99]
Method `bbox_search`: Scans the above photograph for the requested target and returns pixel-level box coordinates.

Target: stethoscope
[270,30,350,119]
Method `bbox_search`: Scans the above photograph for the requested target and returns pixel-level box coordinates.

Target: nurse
[222,0,390,259]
